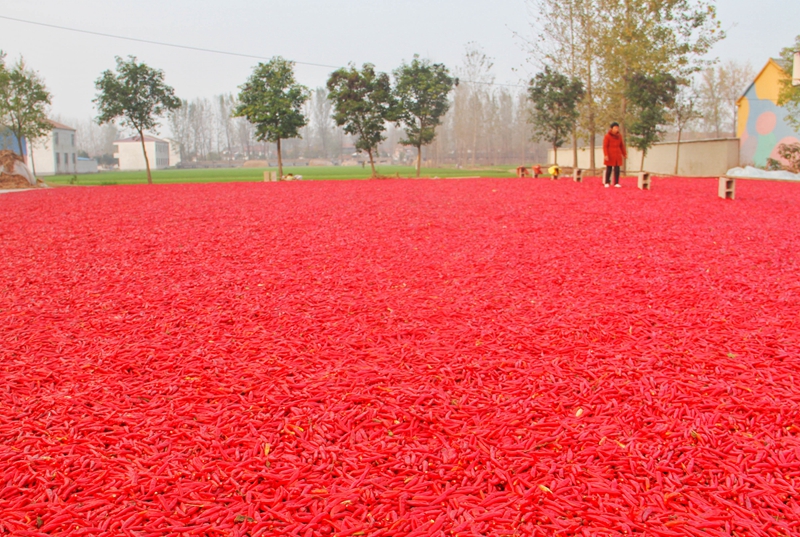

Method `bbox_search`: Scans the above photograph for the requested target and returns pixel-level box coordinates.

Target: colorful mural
[737,59,800,167]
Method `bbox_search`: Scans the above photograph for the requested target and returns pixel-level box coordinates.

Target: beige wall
[549,138,740,177]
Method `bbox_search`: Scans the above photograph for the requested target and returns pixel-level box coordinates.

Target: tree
[528,0,719,171]
[393,55,455,177]
[625,72,678,170]
[719,61,755,136]
[1,57,52,176]
[778,35,800,132]
[672,85,701,174]
[697,67,724,136]
[530,0,602,170]
[699,61,755,138]
[327,63,396,177]
[94,56,180,184]
[528,66,584,166]
[234,57,308,179]
[0,52,10,138]
[597,0,722,140]
[454,43,494,168]
[168,99,192,162]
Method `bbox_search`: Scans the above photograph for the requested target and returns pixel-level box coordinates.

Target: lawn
[1,176,799,535]
[43,165,518,186]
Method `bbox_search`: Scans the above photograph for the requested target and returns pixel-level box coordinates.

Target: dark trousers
[604,165,620,185]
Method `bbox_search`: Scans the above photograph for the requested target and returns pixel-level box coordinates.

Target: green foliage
[0,52,9,119]
[393,55,455,176]
[94,56,180,135]
[774,142,800,174]
[527,66,584,162]
[94,56,180,183]
[235,57,308,144]
[327,64,395,177]
[777,35,800,132]
[596,0,722,130]
[625,72,678,157]
[234,57,308,178]
[0,56,52,157]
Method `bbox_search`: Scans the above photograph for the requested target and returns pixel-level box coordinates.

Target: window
[71,134,75,146]
[72,154,76,164]
[56,153,60,164]
[65,154,69,167]
[54,132,59,145]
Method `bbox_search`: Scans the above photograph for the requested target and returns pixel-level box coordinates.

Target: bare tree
[672,85,701,174]
[698,67,724,137]
[216,94,235,160]
[454,43,494,167]
[168,100,192,162]
[719,60,755,137]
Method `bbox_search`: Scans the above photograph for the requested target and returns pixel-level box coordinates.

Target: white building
[114,135,175,171]
[28,120,81,176]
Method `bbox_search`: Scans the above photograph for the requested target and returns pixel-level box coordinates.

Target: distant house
[26,120,82,176]
[114,135,175,171]
[737,59,800,167]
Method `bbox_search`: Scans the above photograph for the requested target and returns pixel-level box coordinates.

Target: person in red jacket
[603,122,626,188]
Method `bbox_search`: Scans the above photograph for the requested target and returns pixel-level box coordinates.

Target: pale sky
[0,0,797,126]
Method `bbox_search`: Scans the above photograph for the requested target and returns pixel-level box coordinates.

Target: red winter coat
[603,130,627,167]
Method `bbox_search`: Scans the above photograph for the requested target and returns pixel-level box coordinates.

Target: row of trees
[234,55,456,178]
[163,69,542,170]
[92,54,457,181]
[16,51,759,179]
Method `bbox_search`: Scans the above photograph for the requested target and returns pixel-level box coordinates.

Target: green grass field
[43,165,517,186]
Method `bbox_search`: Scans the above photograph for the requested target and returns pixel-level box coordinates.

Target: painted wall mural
[737,59,800,167]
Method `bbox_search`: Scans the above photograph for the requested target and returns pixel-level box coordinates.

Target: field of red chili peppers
[1,176,800,536]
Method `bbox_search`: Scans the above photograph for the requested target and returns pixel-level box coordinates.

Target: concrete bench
[718,175,799,200]
[637,172,651,190]
[572,169,583,182]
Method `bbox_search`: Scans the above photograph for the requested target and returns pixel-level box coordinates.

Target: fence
[549,138,740,177]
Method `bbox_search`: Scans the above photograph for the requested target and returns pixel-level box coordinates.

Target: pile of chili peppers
[1,177,799,536]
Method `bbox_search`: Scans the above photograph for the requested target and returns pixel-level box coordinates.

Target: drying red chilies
[1,176,800,536]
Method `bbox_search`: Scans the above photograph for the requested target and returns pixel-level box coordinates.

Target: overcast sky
[0,0,797,126]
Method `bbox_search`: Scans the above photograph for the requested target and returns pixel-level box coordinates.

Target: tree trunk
[572,128,578,169]
[640,149,646,173]
[139,130,153,185]
[553,142,558,166]
[416,145,422,177]
[16,128,25,157]
[621,94,628,174]
[674,128,682,175]
[29,142,37,178]
[471,124,478,168]
[368,149,377,178]
[277,138,283,179]
[586,36,596,175]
